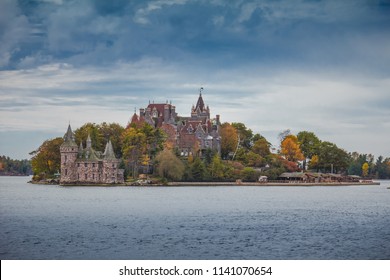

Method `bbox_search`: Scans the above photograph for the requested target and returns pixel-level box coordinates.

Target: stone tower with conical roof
[60,125,124,185]
[60,124,79,184]
[102,140,123,184]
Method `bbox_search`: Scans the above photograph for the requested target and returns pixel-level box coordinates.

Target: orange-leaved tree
[280,135,304,162]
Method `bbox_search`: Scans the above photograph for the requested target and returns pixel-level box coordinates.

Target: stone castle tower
[60,124,79,184]
[60,124,124,185]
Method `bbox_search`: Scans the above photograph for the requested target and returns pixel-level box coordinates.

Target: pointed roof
[86,133,92,149]
[77,134,100,161]
[194,93,205,112]
[131,112,139,123]
[104,140,116,160]
[62,124,77,147]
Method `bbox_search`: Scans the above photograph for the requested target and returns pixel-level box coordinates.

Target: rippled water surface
[1,177,389,259]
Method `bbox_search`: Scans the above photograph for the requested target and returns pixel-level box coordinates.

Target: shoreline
[167,181,381,187]
[28,180,381,187]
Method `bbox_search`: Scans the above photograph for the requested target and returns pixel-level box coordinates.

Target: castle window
[64,155,67,163]
[85,174,87,180]
[93,163,95,168]
[77,163,80,167]
[92,174,95,180]
[84,163,87,167]
[65,169,67,176]
[112,163,115,168]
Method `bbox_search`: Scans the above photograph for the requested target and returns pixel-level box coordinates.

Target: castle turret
[86,134,92,149]
[164,104,170,123]
[60,124,79,184]
[102,140,123,184]
[103,140,116,160]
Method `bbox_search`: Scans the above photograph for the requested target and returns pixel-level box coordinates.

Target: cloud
[1,57,389,155]
[0,0,31,67]
[134,0,188,24]
[1,0,390,159]
[1,0,388,72]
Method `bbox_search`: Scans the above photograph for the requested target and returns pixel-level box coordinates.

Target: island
[27,91,389,186]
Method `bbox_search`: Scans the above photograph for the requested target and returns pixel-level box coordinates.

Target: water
[0,176,389,260]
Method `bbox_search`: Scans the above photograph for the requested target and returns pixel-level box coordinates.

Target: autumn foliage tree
[280,135,304,162]
[220,122,238,159]
[362,162,369,177]
[121,123,166,178]
[121,127,147,178]
[30,137,64,179]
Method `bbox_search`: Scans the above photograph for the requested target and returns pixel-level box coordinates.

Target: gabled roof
[147,103,173,114]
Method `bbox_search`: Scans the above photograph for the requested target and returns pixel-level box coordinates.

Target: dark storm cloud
[0,0,388,71]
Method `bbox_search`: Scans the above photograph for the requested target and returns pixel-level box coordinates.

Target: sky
[0,0,389,160]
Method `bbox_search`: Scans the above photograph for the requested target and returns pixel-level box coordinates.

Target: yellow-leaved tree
[362,162,369,177]
[280,135,304,162]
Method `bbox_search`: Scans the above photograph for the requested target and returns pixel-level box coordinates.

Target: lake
[0,176,389,260]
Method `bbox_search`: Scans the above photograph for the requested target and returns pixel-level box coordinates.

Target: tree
[280,135,304,162]
[190,157,206,181]
[348,152,375,177]
[252,138,271,158]
[220,123,238,159]
[209,154,224,180]
[121,127,147,178]
[75,122,125,157]
[121,123,166,178]
[203,148,217,166]
[241,167,258,182]
[30,137,64,178]
[362,162,369,177]
[297,131,321,169]
[155,149,185,181]
[245,151,264,167]
[75,123,104,151]
[308,155,319,170]
[317,141,350,173]
[99,122,125,158]
[0,156,32,176]
[372,156,390,179]
[232,122,253,149]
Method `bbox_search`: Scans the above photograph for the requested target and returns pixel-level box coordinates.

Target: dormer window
[152,108,158,118]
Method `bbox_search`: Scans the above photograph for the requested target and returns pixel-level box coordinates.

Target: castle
[60,125,124,184]
[130,92,221,156]
[60,92,220,183]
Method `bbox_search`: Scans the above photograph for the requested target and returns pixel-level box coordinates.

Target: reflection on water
[1,177,389,259]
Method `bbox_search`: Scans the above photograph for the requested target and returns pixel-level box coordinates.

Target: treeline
[348,153,390,179]
[0,155,32,176]
[30,121,390,181]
